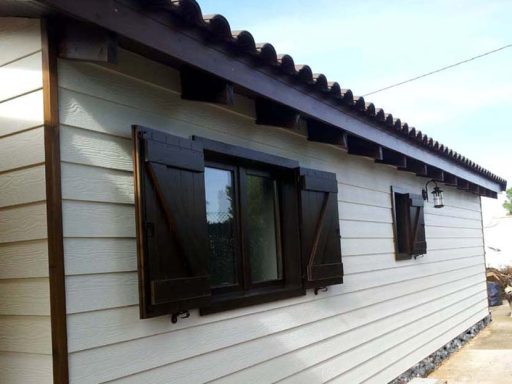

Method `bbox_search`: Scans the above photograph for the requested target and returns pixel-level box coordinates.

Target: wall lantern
[422,179,444,208]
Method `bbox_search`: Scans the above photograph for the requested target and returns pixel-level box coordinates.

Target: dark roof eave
[13,0,506,193]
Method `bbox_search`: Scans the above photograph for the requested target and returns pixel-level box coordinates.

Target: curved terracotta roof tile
[313,73,329,92]
[256,43,278,66]
[328,82,342,98]
[231,30,257,54]
[143,0,506,187]
[353,96,366,112]
[365,102,376,117]
[340,89,354,105]
[203,14,232,42]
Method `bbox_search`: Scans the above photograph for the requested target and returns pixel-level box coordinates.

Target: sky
[198,0,511,222]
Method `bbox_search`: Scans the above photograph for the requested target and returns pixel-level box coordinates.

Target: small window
[391,187,427,260]
[204,163,285,296]
[133,126,344,318]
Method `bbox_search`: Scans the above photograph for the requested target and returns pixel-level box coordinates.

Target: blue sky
[198,0,511,218]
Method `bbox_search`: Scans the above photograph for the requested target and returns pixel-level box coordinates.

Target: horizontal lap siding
[59,49,488,383]
[0,18,52,384]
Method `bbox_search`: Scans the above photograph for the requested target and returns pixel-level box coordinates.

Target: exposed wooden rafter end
[398,157,427,177]
[443,173,458,186]
[58,19,118,63]
[376,148,407,168]
[255,98,301,129]
[469,183,480,195]
[427,166,444,182]
[347,136,383,160]
[180,65,234,105]
[457,179,470,191]
[306,119,347,149]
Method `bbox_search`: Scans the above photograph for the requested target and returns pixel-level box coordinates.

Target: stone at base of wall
[388,313,492,384]
[409,379,447,384]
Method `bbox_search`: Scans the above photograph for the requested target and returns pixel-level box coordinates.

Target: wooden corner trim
[41,19,69,384]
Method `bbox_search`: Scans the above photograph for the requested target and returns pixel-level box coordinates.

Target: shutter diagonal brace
[308,192,330,281]
[146,161,193,275]
[409,203,421,256]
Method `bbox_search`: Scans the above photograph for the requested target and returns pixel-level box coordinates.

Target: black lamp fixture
[422,179,444,208]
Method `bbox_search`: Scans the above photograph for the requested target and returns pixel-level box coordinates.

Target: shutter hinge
[171,310,190,324]
[145,222,155,238]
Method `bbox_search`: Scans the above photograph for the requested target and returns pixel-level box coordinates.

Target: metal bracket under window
[171,310,190,324]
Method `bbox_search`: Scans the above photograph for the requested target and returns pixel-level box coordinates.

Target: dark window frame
[197,137,304,315]
[391,185,427,260]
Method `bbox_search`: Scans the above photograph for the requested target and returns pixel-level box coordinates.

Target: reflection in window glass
[205,167,236,287]
[247,174,282,282]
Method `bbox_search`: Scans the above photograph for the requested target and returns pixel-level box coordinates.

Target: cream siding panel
[0,165,46,208]
[0,352,53,384]
[70,282,486,384]
[66,273,138,314]
[0,315,51,354]
[0,18,42,66]
[61,162,134,204]
[0,240,49,279]
[0,127,45,172]
[282,298,488,384]
[66,267,484,354]
[0,52,43,102]
[65,256,482,315]
[59,52,489,384]
[60,125,133,171]
[111,285,486,384]
[0,90,44,137]
[344,248,483,275]
[62,200,135,238]
[0,278,50,316]
[364,308,489,384]
[0,18,52,383]
[0,203,47,243]
[64,238,137,275]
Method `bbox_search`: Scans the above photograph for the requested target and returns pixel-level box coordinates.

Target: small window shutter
[133,126,211,318]
[409,194,427,256]
[298,168,343,289]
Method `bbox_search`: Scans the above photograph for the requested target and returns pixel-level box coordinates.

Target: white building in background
[484,215,512,268]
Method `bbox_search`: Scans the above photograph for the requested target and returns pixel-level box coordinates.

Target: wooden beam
[255,98,300,129]
[180,65,234,105]
[58,19,117,63]
[427,166,444,182]
[347,136,383,160]
[399,157,427,176]
[306,119,347,149]
[443,173,458,186]
[42,19,70,384]
[457,179,470,191]
[376,148,407,168]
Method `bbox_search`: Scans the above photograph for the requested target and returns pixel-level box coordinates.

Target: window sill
[199,285,305,315]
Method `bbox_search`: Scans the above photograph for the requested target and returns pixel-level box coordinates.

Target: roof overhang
[1,0,506,195]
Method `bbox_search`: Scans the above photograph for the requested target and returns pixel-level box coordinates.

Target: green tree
[504,188,512,215]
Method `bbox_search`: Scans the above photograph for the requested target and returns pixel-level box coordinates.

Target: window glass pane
[205,167,237,287]
[247,174,282,283]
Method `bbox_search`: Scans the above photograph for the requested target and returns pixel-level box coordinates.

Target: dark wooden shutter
[133,126,210,318]
[298,168,343,289]
[409,194,427,257]
[393,191,411,260]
